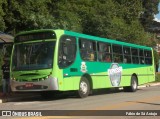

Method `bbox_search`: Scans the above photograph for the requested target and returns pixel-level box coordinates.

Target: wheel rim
[80,81,88,94]
[132,79,137,90]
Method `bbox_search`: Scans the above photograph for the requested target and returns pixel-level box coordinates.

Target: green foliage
[0,0,158,46]
[48,0,83,32]
[155,73,160,82]
[3,0,56,33]
[114,0,143,23]
[140,0,159,29]
[0,0,7,31]
[153,49,159,65]
[0,48,3,86]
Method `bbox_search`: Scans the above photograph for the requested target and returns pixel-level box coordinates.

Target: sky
[154,3,160,22]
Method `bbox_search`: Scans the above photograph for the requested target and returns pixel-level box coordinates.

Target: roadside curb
[138,82,160,88]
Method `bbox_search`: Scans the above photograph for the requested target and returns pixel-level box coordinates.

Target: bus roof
[64,30,152,50]
[15,29,152,50]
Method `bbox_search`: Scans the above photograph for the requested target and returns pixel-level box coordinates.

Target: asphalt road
[0,85,160,119]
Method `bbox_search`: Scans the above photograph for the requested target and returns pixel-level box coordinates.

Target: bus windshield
[12,41,55,71]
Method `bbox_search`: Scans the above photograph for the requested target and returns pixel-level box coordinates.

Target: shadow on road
[9,88,129,102]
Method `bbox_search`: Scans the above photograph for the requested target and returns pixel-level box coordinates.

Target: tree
[0,0,7,31]
[0,0,158,47]
[48,0,83,32]
[140,0,159,29]
[3,0,55,34]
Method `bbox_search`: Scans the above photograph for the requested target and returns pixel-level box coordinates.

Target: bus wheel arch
[77,74,93,98]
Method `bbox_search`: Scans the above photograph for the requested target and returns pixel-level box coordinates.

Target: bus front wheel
[123,75,138,92]
[77,77,90,98]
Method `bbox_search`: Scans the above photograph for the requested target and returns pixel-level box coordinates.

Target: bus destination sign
[15,32,56,43]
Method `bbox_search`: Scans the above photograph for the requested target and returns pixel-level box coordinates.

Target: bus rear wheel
[77,77,90,98]
[123,75,138,92]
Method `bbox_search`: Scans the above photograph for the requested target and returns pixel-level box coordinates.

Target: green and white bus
[10,29,155,98]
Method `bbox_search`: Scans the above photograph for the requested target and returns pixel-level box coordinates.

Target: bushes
[0,48,2,87]
[155,73,160,82]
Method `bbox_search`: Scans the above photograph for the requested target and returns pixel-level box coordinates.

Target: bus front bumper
[10,77,59,92]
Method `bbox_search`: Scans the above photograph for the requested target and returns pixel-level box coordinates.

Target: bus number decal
[108,63,122,87]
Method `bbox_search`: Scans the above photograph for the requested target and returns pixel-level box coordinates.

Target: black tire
[77,77,90,98]
[123,75,138,92]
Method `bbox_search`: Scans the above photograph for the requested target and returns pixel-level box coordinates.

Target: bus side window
[139,49,144,64]
[144,50,152,65]
[79,38,97,61]
[123,47,131,63]
[112,45,122,63]
[132,48,139,64]
[58,35,76,68]
[98,42,111,62]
